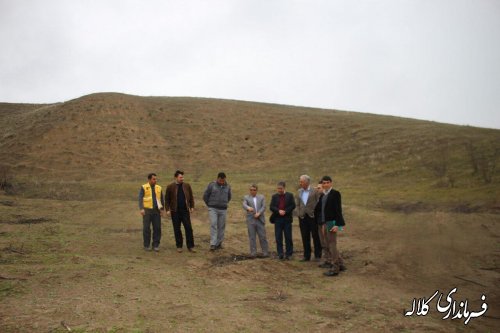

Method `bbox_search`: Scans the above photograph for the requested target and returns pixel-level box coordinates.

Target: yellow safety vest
[142,183,163,209]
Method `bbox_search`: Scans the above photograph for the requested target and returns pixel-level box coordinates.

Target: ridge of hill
[0,92,498,208]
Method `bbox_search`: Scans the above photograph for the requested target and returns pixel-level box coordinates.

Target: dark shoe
[318,262,333,268]
[299,258,310,262]
[209,245,216,251]
[278,254,284,260]
[249,254,257,259]
[313,257,321,262]
[339,264,347,271]
[324,270,339,277]
[188,248,197,253]
[284,256,291,260]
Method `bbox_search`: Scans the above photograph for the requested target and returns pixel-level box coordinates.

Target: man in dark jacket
[165,170,196,253]
[315,175,346,276]
[270,181,296,260]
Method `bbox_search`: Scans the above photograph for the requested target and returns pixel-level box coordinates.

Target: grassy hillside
[0,93,498,210]
[1,93,499,332]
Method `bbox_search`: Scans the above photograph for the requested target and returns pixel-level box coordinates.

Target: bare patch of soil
[0,215,53,225]
[0,197,498,332]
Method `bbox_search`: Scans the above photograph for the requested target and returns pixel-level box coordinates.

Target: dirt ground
[0,194,499,332]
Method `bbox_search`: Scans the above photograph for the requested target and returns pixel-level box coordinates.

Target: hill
[0,93,499,332]
[1,93,499,209]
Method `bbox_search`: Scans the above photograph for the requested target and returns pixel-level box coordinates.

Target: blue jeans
[274,218,293,257]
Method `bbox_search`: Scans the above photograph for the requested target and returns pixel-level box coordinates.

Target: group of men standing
[139,171,230,254]
[139,171,196,253]
[298,174,346,276]
[244,175,346,276]
[138,171,346,277]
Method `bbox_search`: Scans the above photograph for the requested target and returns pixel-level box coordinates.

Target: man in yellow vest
[138,173,165,251]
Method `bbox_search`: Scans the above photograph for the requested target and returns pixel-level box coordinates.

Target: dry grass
[0,93,499,332]
[0,194,498,332]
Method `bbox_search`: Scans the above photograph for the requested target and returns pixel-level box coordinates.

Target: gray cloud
[1,0,499,128]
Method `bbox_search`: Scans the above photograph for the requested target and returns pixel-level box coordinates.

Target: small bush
[0,165,15,193]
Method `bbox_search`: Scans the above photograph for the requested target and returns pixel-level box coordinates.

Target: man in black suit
[270,181,296,260]
[316,176,346,276]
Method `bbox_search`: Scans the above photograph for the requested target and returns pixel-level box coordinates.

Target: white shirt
[301,187,311,205]
[253,196,258,210]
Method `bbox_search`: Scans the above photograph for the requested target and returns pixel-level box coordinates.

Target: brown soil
[0,194,498,332]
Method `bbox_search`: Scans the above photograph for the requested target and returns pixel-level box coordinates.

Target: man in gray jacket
[203,172,232,251]
[297,175,322,261]
[242,184,269,258]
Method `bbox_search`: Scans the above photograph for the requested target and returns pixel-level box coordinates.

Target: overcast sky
[1,0,499,129]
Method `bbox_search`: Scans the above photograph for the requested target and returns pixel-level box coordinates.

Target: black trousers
[143,209,161,248]
[274,218,293,257]
[299,215,322,260]
[171,210,195,249]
